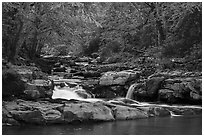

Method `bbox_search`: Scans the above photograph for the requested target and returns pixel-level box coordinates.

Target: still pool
[2,115,202,135]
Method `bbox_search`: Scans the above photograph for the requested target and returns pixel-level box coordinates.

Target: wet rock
[190,92,202,100]
[63,102,114,122]
[93,86,124,98]
[11,65,48,81]
[135,106,171,117]
[145,77,165,97]
[43,109,63,124]
[2,68,25,99]
[11,110,45,124]
[3,100,65,124]
[2,105,20,125]
[151,107,171,117]
[113,106,148,120]
[133,81,163,102]
[133,70,202,104]
[99,70,140,86]
[25,80,53,99]
[23,90,41,100]
[82,79,99,88]
[158,89,177,103]
[158,77,202,104]
[2,98,202,125]
[74,89,92,98]
[188,79,202,101]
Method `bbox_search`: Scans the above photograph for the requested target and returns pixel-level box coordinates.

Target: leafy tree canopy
[2,2,202,64]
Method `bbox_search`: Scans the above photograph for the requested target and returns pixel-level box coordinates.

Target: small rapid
[52,85,103,102]
[125,83,137,99]
[52,82,202,117]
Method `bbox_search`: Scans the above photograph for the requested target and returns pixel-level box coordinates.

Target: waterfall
[52,85,103,102]
[52,86,83,100]
[126,83,137,99]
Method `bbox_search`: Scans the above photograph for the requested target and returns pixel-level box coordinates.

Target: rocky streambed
[2,98,202,126]
[2,56,202,126]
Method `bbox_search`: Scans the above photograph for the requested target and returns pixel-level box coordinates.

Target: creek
[3,83,201,135]
[3,115,202,135]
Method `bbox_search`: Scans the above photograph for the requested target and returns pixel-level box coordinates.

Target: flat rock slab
[99,70,140,86]
[113,105,148,120]
[63,102,114,122]
[2,99,202,125]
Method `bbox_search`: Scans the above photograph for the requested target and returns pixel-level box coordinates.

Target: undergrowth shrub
[2,68,25,99]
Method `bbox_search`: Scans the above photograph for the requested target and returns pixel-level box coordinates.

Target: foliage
[2,68,25,99]
[162,2,202,57]
[83,36,101,56]
[2,2,101,62]
[2,2,202,71]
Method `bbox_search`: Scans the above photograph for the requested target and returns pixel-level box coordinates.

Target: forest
[2,2,202,69]
[2,2,202,129]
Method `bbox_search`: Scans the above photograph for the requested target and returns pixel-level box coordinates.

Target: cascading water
[124,83,202,117]
[52,81,202,117]
[52,85,102,102]
[126,83,137,99]
[52,86,82,100]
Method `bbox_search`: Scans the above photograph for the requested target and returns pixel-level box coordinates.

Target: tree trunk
[8,18,23,63]
[155,2,165,47]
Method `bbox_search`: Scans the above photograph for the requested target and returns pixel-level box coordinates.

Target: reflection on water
[2,115,202,135]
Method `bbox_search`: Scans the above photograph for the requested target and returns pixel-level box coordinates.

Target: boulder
[12,67,33,81]
[3,99,115,125]
[2,68,25,98]
[126,76,165,101]
[159,77,202,104]
[63,102,114,122]
[99,70,140,86]
[25,80,53,99]
[158,89,176,103]
[2,105,20,125]
[2,100,64,124]
[11,110,45,124]
[82,79,99,88]
[130,83,145,100]
[2,98,202,126]
[187,79,202,101]
[92,85,127,98]
[23,90,41,100]
[11,65,48,81]
[113,106,148,120]
[43,109,63,124]
[150,107,171,117]
[145,77,165,97]
[190,92,202,100]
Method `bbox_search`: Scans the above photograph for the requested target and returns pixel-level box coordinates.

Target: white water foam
[126,83,137,99]
[52,85,202,111]
[52,86,102,102]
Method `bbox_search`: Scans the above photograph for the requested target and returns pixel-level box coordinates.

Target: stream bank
[2,56,202,126]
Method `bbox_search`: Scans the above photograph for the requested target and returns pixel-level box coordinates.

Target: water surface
[3,115,202,135]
